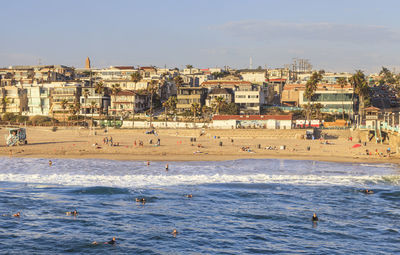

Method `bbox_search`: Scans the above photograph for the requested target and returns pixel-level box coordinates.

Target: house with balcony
[176,87,208,113]
[109,90,150,118]
[25,86,50,116]
[0,86,28,114]
[234,84,264,115]
[50,86,81,121]
[80,87,110,117]
[205,88,234,107]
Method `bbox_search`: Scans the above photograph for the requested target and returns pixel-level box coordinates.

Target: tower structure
[85,57,91,69]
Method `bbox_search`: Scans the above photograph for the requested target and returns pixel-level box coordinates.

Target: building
[109,90,150,118]
[176,87,208,112]
[25,86,50,116]
[80,87,110,117]
[0,86,28,114]
[234,85,264,115]
[50,86,81,121]
[239,69,267,84]
[212,114,292,129]
[205,88,234,107]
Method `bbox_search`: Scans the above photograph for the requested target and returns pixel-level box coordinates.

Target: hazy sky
[1,0,400,73]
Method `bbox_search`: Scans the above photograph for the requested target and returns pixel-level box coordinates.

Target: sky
[1,0,400,73]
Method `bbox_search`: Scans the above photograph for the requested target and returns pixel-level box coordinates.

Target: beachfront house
[25,86,51,116]
[50,85,81,121]
[0,86,28,114]
[176,86,207,113]
[109,90,150,118]
[205,88,234,107]
[80,87,110,117]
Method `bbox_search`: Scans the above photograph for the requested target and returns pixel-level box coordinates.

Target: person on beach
[12,212,20,217]
[312,213,318,222]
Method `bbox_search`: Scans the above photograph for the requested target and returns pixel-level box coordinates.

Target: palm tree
[201,105,213,122]
[74,101,81,124]
[304,71,322,121]
[130,72,142,89]
[1,96,9,113]
[173,76,184,95]
[111,84,121,124]
[90,101,97,127]
[60,99,68,126]
[191,102,200,122]
[349,70,370,125]
[337,77,347,120]
[68,104,75,126]
[213,96,226,115]
[82,89,90,126]
[186,64,193,74]
[148,80,158,125]
[95,82,105,118]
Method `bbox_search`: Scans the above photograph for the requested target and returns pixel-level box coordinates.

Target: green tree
[1,96,9,113]
[90,101,97,127]
[191,102,201,122]
[82,89,90,125]
[173,76,184,94]
[349,70,370,124]
[148,80,159,125]
[220,102,239,115]
[379,66,396,86]
[111,84,121,123]
[95,82,105,118]
[304,71,323,120]
[60,99,68,126]
[186,65,193,74]
[337,77,348,120]
[212,96,226,115]
[130,72,142,87]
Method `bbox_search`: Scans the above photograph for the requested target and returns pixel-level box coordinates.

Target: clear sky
[1,0,399,73]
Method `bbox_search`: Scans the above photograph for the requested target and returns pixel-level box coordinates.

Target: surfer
[136,198,146,204]
[66,210,78,216]
[362,189,374,194]
[105,237,116,245]
[312,213,318,222]
[12,212,20,217]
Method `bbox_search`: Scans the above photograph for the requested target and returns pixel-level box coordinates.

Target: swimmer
[66,210,78,216]
[363,189,374,194]
[12,212,20,217]
[165,163,169,171]
[147,161,150,166]
[312,213,318,222]
[185,194,193,198]
[171,229,178,236]
[105,237,116,245]
[49,160,52,166]
[135,198,146,204]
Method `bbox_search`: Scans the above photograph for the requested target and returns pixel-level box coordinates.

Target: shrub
[2,113,16,122]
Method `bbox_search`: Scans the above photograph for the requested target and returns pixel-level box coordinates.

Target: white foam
[0,157,398,188]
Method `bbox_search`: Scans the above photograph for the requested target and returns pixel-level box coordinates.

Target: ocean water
[0,158,399,255]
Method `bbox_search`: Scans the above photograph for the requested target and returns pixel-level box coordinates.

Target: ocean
[0,158,399,254]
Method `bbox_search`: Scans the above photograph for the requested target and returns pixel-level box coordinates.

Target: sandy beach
[0,126,397,164]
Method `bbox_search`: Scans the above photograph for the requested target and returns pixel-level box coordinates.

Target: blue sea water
[0,158,399,254]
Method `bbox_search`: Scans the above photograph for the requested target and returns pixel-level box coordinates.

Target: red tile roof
[114,66,134,70]
[212,114,292,121]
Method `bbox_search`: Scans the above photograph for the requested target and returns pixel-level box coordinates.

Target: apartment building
[234,85,264,115]
[50,86,81,120]
[0,86,28,114]
[25,86,50,116]
[205,88,234,107]
[80,87,110,117]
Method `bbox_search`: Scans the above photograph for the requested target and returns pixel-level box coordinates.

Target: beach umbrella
[352,144,361,148]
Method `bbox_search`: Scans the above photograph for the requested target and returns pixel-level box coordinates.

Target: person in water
[165,164,169,171]
[48,160,52,166]
[186,194,193,198]
[105,237,116,245]
[312,213,318,222]
[171,229,178,236]
[12,212,20,217]
[66,210,78,216]
[135,198,146,204]
[363,189,374,194]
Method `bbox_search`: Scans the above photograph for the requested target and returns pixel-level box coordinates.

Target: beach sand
[0,126,397,164]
